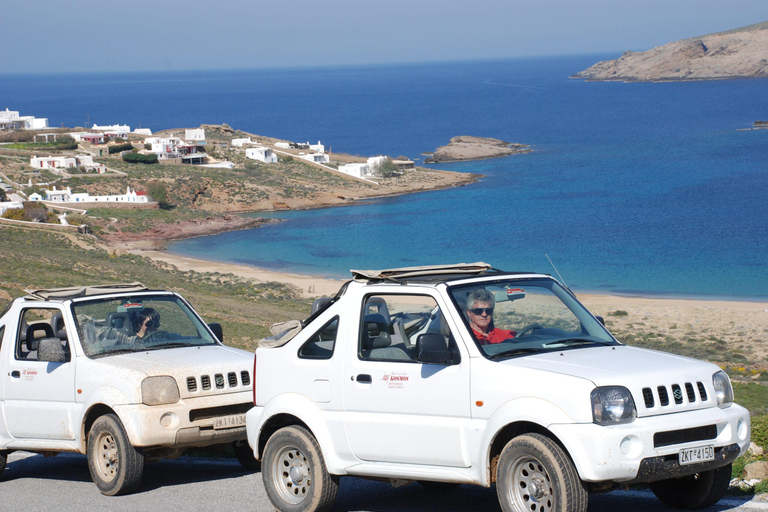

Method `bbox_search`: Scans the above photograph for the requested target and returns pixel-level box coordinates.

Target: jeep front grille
[189,402,252,422]
[654,425,717,448]
[641,381,709,410]
[187,371,252,392]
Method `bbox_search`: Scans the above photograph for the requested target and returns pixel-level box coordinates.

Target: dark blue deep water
[3,56,767,299]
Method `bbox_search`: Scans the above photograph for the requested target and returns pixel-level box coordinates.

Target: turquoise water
[3,56,767,298]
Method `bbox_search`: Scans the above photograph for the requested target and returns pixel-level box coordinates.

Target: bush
[122,152,158,164]
[752,415,768,450]
[608,310,629,317]
[109,142,134,154]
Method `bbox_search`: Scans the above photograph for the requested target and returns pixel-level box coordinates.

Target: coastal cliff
[572,21,768,82]
[424,136,531,163]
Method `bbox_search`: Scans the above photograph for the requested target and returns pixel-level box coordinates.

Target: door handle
[10,370,20,378]
[356,374,372,383]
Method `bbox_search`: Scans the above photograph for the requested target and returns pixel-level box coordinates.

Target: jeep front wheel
[262,425,339,512]
[496,433,587,512]
[87,414,144,496]
[649,463,732,509]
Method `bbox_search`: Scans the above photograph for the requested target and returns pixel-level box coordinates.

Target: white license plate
[679,444,715,466]
[213,414,246,429]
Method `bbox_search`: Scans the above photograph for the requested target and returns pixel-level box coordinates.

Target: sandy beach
[129,246,768,365]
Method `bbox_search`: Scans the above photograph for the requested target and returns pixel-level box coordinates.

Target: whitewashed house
[0,200,24,215]
[246,147,278,163]
[30,155,104,173]
[309,141,325,153]
[92,124,131,139]
[133,128,153,136]
[274,142,291,149]
[41,186,149,204]
[337,156,388,179]
[148,136,207,164]
[0,108,48,130]
[232,137,254,147]
[69,132,106,144]
[298,152,329,164]
[185,128,205,143]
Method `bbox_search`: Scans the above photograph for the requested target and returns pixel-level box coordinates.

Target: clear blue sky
[2,0,767,74]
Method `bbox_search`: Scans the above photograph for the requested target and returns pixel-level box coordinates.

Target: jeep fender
[78,386,135,450]
[256,393,352,475]
[476,397,577,486]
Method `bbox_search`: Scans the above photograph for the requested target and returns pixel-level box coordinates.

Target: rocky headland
[424,136,531,163]
[572,21,768,82]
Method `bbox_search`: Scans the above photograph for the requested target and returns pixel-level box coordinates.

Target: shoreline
[129,245,768,307]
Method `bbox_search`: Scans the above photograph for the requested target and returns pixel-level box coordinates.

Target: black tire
[262,425,339,512]
[649,463,732,509]
[233,440,261,471]
[87,413,144,496]
[496,433,587,512]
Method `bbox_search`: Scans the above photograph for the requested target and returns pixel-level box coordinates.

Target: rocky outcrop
[572,21,768,81]
[424,136,531,163]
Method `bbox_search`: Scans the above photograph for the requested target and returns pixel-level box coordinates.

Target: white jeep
[246,263,750,512]
[0,283,256,495]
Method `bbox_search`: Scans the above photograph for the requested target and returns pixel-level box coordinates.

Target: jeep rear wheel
[87,414,144,496]
[262,425,338,512]
[649,463,732,509]
[496,433,587,512]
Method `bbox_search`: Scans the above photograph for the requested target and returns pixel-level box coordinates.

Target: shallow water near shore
[4,56,767,298]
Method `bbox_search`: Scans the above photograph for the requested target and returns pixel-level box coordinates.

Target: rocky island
[424,136,531,163]
[572,20,768,82]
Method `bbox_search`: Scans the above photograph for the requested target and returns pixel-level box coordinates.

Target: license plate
[679,444,715,466]
[213,414,246,429]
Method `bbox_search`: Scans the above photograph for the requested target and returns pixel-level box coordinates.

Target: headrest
[51,312,67,339]
[369,331,391,349]
[27,324,55,351]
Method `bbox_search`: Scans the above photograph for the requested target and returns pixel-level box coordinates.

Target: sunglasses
[470,308,494,315]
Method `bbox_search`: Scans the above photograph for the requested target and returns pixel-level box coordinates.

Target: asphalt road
[2,451,767,512]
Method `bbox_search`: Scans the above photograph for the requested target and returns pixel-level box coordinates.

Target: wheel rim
[94,431,119,483]
[272,445,311,505]
[507,455,554,512]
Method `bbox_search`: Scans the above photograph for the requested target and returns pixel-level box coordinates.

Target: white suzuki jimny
[0,283,256,495]
[246,263,750,512]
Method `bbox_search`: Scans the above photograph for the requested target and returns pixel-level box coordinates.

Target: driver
[466,289,516,344]
[136,308,160,339]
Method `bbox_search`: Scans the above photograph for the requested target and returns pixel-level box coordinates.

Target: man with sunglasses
[466,288,516,344]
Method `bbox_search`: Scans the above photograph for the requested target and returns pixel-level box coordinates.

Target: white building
[298,152,330,164]
[274,142,291,149]
[147,136,207,164]
[133,128,152,136]
[185,128,205,142]
[246,147,278,163]
[69,132,106,144]
[232,137,255,147]
[0,108,48,130]
[337,156,388,179]
[92,124,130,138]
[30,155,104,173]
[41,186,149,204]
[309,141,325,153]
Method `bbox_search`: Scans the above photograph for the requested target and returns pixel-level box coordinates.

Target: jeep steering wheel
[516,323,544,337]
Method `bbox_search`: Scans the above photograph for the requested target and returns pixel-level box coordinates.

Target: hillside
[572,21,768,81]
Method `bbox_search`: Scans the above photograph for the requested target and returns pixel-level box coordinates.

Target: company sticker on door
[381,372,409,389]
[23,368,38,381]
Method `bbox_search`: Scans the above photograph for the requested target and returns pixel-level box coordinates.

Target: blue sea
[3,56,767,299]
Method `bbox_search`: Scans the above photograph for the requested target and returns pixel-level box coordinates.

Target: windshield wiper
[543,337,610,347]
[488,347,542,360]
[144,342,196,350]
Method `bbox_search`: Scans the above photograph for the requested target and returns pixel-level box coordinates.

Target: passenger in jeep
[466,288,516,344]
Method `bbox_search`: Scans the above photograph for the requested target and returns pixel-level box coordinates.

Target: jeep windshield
[72,294,218,358]
[449,278,618,360]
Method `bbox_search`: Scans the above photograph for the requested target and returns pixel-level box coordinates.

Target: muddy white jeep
[246,263,750,512]
[0,283,256,495]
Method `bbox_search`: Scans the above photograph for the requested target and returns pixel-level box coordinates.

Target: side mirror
[596,316,605,326]
[208,323,223,342]
[38,338,69,363]
[416,333,454,365]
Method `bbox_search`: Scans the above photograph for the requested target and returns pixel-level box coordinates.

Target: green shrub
[109,142,134,154]
[608,310,629,317]
[122,152,158,164]
[752,415,768,450]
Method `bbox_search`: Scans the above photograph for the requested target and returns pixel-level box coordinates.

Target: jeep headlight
[142,376,180,406]
[712,371,734,408]
[591,386,637,425]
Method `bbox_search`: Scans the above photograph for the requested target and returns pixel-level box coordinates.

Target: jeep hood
[507,345,719,387]
[94,345,253,378]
